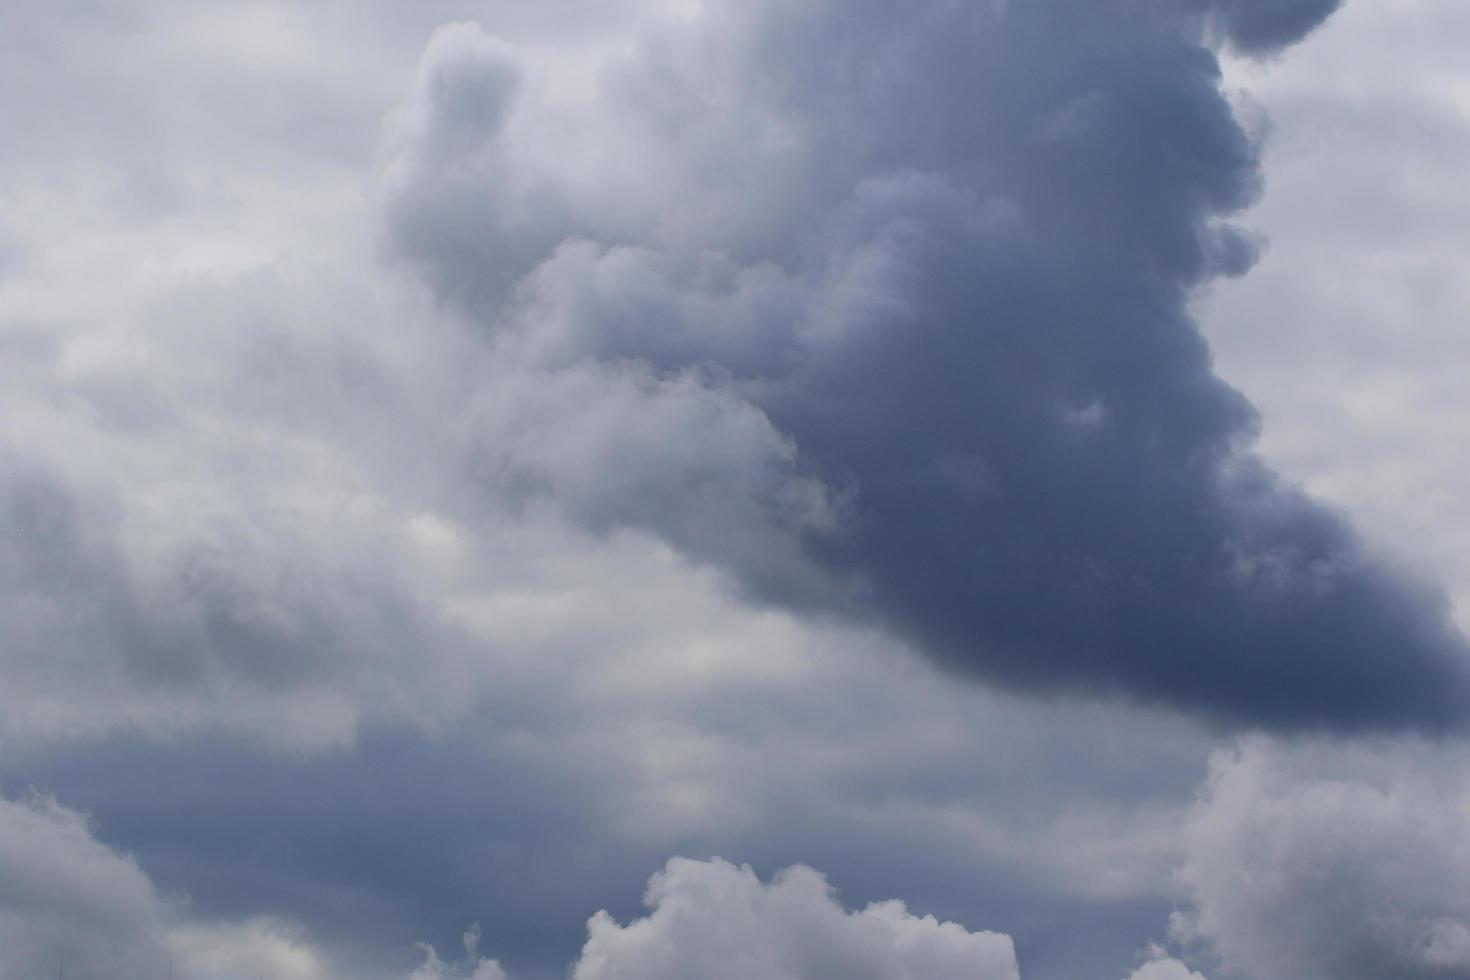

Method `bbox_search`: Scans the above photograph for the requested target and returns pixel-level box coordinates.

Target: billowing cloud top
[408,856,1222,980]
[571,857,1020,980]
[380,0,1468,731]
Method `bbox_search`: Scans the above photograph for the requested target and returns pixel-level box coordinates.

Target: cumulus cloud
[1123,954,1210,980]
[566,857,1020,980]
[378,0,1469,730]
[411,859,1216,980]
[1173,738,1470,980]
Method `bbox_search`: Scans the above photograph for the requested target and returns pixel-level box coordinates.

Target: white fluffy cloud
[568,858,1020,980]
[1201,0,1470,633]
[1174,738,1470,980]
[1123,955,1210,980]
[421,859,1216,980]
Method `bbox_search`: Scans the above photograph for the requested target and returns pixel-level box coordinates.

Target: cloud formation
[4,3,1470,980]
[0,0,1454,750]
[1175,738,1470,979]
[380,0,1470,730]
[409,925,509,980]
[0,791,327,980]
[1123,955,1210,980]
[412,858,1216,980]
[0,792,171,980]
[567,857,1020,980]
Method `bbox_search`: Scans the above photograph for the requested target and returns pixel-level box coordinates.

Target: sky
[2,2,1469,979]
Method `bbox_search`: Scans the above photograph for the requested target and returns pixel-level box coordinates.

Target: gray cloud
[8,597,1210,980]
[0,791,172,980]
[0,790,328,980]
[1174,0,1343,54]
[0,432,466,746]
[1,789,1200,980]
[2,5,1466,980]
[2,0,1454,744]
[1174,737,1470,980]
[1198,0,1470,633]
[381,0,1470,730]
[1227,0,1342,51]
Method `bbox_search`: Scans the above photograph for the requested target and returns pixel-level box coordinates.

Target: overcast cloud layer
[3,1,1470,979]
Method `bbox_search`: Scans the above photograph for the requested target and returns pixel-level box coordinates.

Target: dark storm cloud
[382,0,1470,731]
[1183,0,1344,53]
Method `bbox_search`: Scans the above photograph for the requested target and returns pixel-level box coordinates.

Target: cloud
[3,2,1466,980]
[0,791,172,980]
[1198,0,1470,633]
[379,0,1470,731]
[567,857,1020,980]
[1,781,1196,980]
[0,0,1456,752]
[1173,738,1470,980]
[1,785,1199,980]
[407,859,1217,980]
[8,579,1212,980]
[0,410,466,748]
[1191,0,1343,54]
[1123,954,1210,980]
[0,790,329,980]
[171,919,329,980]
[408,925,509,980]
